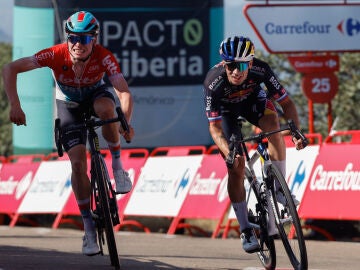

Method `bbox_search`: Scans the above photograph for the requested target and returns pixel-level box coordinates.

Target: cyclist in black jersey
[203,36,306,253]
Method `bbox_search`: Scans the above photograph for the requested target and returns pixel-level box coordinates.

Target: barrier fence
[1,131,359,239]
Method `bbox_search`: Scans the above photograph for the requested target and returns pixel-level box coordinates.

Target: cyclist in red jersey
[203,36,306,253]
[2,11,134,256]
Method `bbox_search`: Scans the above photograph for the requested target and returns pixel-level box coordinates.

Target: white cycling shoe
[82,233,100,256]
[113,169,132,194]
[240,228,261,253]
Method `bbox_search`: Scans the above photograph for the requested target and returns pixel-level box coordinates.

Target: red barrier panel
[150,145,207,156]
[52,148,150,230]
[44,152,70,161]
[0,156,8,163]
[114,148,150,232]
[325,130,360,144]
[0,162,41,226]
[167,152,230,237]
[299,142,360,220]
[7,154,46,163]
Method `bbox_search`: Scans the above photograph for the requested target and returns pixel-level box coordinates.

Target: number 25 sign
[301,73,338,103]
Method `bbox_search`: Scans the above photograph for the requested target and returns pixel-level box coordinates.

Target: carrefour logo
[337,18,360,36]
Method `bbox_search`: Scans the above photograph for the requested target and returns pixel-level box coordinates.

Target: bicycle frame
[226,117,308,270]
[54,107,130,270]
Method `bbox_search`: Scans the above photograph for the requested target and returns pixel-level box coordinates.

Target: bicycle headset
[219,36,255,63]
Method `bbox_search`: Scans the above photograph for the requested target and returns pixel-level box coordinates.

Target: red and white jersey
[33,43,122,102]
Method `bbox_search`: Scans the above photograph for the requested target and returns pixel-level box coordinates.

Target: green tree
[333,53,360,131]
[0,42,12,156]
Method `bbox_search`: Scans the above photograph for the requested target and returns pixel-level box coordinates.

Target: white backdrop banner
[17,161,72,213]
[124,155,203,216]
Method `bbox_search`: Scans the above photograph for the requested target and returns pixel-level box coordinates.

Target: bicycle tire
[268,165,308,270]
[245,168,276,270]
[92,154,120,269]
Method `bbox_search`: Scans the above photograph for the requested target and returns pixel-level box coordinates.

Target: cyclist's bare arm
[110,74,133,122]
[209,121,230,159]
[278,98,306,149]
[109,74,134,141]
[281,98,300,128]
[2,56,39,126]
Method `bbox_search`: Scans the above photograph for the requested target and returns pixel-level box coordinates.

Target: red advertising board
[0,163,39,214]
[288,55,340,73]
[299,144,360,220]
[175,154,229,219]
[302,72,338,103]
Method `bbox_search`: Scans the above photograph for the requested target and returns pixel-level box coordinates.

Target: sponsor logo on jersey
[36,51,55,61]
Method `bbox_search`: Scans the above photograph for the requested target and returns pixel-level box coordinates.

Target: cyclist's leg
[92,87,119,144]
[257,100,285,163]
[92,87,132,194]
[221,114,249,227]
[257,99,300,207]
[221,113,259,253]
[56,100,99,255]
[56,100,89,199]
[250,97,285,234]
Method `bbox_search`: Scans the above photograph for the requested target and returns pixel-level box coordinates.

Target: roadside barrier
[1,132,358,240]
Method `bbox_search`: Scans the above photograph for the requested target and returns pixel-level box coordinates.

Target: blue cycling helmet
[65,11,99,35]
[219,36,255,62]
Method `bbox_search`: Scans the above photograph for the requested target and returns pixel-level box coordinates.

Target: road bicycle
[54,107,130,270]
[226,117,308,270]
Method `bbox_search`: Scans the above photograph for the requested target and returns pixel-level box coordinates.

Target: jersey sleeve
[203,67,223,123]
[262,62,289,104]
[34,47,56,68]
[99,46,122,79]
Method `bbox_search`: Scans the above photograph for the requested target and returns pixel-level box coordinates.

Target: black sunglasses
[67,35,94,45]
[226,62,250,72]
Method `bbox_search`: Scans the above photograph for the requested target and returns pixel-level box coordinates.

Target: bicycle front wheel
[92,154,120,269]
[245,168,276,270]
[268,165,308,270]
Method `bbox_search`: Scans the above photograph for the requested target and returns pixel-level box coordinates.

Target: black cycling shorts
[56,85,115,151]
[221,91,276,141]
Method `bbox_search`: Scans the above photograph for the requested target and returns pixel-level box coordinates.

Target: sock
[107,140,123,170]
[232,201,251,232]
[272,160,286,191]
[77,198,96,236]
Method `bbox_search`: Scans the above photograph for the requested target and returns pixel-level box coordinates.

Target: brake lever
[288,120,309,148]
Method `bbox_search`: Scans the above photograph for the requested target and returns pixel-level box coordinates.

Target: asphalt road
[0,226,359,270]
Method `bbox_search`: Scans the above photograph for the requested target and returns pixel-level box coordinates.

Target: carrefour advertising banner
[57,0,224,147]
[244,4,360,53]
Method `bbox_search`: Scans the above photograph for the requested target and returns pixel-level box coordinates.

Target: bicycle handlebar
[225,119,308,168]
[54,107,131,157]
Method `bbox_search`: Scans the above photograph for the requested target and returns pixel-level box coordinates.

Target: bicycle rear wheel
[268,165,308,270]
[92,154,120,269]
[245,168,276,270]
